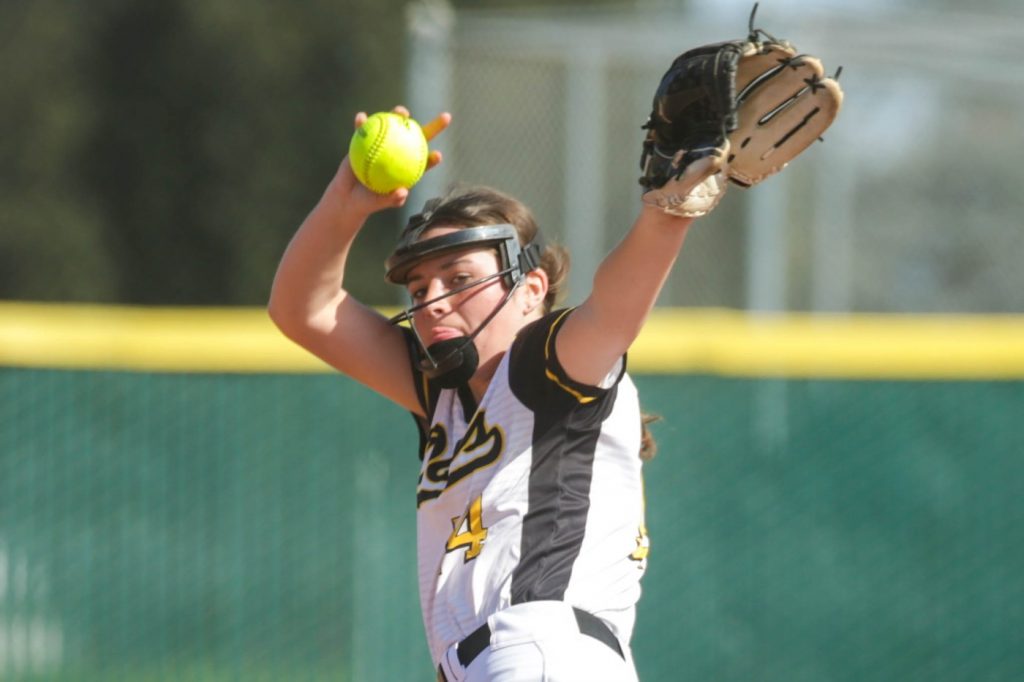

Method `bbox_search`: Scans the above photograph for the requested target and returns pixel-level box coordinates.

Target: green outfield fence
[1,303,1023,681]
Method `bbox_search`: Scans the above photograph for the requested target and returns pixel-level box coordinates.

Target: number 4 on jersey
[446,495,488,562]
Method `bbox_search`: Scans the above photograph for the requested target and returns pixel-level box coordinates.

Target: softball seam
[362,114,391,192]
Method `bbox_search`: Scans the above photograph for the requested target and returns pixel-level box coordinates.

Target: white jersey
[406,309,650,666]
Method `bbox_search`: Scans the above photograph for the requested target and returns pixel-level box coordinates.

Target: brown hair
[402,186,570,312]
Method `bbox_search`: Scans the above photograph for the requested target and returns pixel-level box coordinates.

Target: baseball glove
[639,4,843,216]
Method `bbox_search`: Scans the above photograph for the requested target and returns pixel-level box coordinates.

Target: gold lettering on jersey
[630,523,650,570]
[445,494,488,562]
[416,411,505,507]
[447,411,504,488]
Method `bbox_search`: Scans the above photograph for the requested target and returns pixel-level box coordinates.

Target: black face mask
[385,224,542,389]
[421,338,480,389]
[389,270,523,389]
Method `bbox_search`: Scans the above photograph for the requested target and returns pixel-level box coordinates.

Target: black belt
[438,607,623,680]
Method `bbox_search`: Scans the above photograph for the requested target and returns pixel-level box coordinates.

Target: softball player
[269,107,700,681]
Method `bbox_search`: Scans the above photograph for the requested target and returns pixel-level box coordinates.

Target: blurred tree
[2,0,411,305]
[75,0,414,305]
[0,2,116,301]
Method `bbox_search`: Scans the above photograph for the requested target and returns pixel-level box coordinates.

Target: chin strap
[419,337,479,389]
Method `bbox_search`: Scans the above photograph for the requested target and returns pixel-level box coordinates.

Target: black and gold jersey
[407,309,649,666]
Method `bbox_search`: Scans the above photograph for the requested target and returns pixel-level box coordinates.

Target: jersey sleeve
[508,308,627,413]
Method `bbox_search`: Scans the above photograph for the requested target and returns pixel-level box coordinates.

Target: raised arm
[555,207,695,386]
[555,13,843,385]
[268,108,450,416]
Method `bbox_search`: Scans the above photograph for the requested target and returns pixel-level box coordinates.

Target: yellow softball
[348,112,429,194]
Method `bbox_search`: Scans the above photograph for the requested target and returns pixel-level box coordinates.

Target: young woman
[268,107,702,682]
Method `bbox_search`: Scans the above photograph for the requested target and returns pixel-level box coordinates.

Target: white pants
[438,602,639,682]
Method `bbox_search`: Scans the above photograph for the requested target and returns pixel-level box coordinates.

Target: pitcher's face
[404,228,532,371]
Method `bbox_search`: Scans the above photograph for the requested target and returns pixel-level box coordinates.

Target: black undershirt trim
[456,383,477,423]
[402,327,441,460]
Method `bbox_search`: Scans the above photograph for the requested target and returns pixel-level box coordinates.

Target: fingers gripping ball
[349,112,429,194]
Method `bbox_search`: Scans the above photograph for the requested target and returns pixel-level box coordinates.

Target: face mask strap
[387,267,516,326]
[395,276,525,377]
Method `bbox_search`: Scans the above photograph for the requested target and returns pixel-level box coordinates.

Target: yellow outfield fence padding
[628,308,1024,379]
[2,301,1024,378]
[0,301,329,374]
